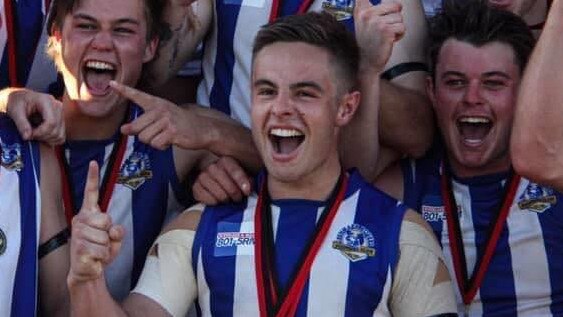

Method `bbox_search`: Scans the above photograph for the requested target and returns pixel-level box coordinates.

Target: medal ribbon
[440,162,521,306]
[255,172,348,317]
[268,0,315,22]
[56,110,130,225]
[4,0,19,87]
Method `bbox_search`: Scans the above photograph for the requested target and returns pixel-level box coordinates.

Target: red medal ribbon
[440,163,521,306]
[255,172,348,317]
[4,0,19,87]
[268,0,316,23]
[56,112,130,225]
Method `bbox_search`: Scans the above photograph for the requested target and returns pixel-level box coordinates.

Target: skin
[511,0,563,190]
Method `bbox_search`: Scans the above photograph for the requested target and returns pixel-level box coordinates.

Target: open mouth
[457,117,492,145]
[269,128,305,156]
[83,60,117,96]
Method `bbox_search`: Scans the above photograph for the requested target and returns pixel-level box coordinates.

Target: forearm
[188,105,262,173]
[0,87,24,112]
[144,0,210,89]
[511,0,563,188]
[69,279,128,317]
[379,79,434,158]
[342,71,381,180]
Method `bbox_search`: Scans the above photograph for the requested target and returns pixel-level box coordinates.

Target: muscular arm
[511,0,563,190]
[39,145,70,316]
[144,0,212,89]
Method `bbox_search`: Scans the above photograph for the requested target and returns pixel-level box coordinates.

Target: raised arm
[143,0,212,89]
[511,0,563,190]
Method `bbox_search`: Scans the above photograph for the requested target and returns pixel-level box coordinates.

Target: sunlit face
[428,39,521,177]
[488,0,538,15]
[52,0,157,117]
[251,42,358,186]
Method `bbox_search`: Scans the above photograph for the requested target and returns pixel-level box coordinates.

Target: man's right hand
[68,161,124,287]
[2,88,65,145]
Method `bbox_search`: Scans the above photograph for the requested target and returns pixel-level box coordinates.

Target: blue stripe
[208,1,242,115]
[538,200,563,316]
[16,0,44,86]
[11,140,39,316]
[468,183,517,316]
[131,138,171,288]
[344,174,405,317]
[202,203,246,316]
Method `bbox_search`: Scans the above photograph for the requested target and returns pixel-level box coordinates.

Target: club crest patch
[1,141,24,171]
[117,151,153,190]
[517,182,557,213]
[0,228,6,255]
[332,224,376,262]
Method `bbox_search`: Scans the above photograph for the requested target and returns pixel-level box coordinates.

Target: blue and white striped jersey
[0,114,41,317]
[61,104,189,300]
[192,170,406,316]
[0,0,58,91]
[402,148,563,316]
[197,0,380,127]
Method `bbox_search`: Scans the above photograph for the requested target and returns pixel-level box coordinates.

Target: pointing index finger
[109,80,158,111]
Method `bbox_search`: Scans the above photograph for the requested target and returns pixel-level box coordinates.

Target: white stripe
[197,247,212,316]
[372,268,392,316]
[24,18,58,91]
[196,0,218,109]
[233,195,260,316]
[0,166,22,317]
[104,137,135,300]
[306,190,359,316]
[507,179,552,316]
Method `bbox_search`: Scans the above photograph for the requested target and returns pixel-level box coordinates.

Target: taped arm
[389,210,457,317]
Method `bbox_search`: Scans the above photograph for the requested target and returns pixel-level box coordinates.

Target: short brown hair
[253,12,359,93]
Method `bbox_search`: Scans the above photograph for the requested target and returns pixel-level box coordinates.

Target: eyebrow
[253,79,276,87]
[482,71,511,79]
[290,81,323,92]
[440,70,511,80]
[73,13,140,26]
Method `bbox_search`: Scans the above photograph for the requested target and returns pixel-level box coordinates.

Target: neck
[267,153,343,201]
[63,94,128,141]
[447,154,512,179]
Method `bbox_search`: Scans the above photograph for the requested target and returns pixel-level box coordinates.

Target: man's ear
[425,76,437,110]
[143,37,159,63]
[335,90,361,127]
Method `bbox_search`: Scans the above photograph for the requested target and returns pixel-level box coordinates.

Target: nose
[271,91,295,117]
[462,80,483,106]
[90,30,113,51]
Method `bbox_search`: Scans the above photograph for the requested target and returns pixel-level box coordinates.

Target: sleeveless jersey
[0,0,58,91]
[0,114,41,317]
[61,104,189,300]
[197,0,380,127]
[401,148,563,316]
[192,170,406,316]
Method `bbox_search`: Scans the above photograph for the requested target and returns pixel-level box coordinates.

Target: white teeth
[459,117,490,124]
[270,128,303,137]
[85,61,115,71]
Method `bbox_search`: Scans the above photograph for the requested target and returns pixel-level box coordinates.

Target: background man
[67,12,456,317]
[374,1,563,315]
[44,0,260,301]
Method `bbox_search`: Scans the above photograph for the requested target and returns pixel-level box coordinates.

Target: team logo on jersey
[117,151,153,190]
[332,224,376,262]
[1,141,24,171]
[0,228,6,255]
[517,182,557,213]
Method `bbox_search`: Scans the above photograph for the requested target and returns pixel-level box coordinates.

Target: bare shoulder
[163,204,205,233]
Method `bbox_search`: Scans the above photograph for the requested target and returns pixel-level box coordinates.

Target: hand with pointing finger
[68,161,124,287]
[354,0,406,73]
[110,81,210,151]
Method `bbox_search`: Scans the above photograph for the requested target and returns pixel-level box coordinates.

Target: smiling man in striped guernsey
[41,0,261,303]
[67,11,456,317]
[373,1,563,315]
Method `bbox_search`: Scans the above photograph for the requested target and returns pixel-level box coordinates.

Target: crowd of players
[0,0,562,316]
